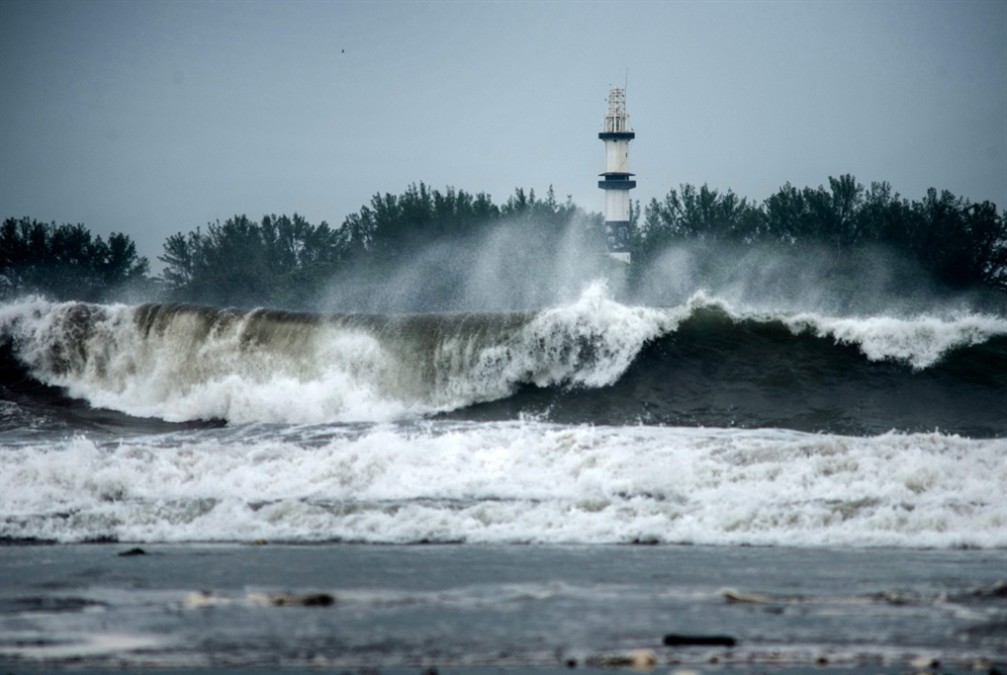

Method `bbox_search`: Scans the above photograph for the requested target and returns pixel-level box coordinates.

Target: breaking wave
[1,284,1005,435]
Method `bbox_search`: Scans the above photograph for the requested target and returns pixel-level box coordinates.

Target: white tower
[599,86,635,264]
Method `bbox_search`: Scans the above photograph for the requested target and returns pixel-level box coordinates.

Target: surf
[2,422,1003,548]
[1,285,1005,433]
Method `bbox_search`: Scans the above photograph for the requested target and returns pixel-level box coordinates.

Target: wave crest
[2,288,1005,429]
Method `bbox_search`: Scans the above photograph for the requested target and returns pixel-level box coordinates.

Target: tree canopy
[158,213,342,308]
[152,184,599,308]
[1,217,149,301]
[3,176,1004,307]
[635,175,1007,290]
[336,183,585,263]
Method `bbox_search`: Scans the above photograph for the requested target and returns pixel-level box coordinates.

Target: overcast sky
[2,0,1004,264]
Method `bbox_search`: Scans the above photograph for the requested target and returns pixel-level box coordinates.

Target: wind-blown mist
[316,211,1004,323]
[628,240,1007,318]
[318,214,621,313]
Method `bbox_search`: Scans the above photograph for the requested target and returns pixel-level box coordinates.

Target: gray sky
[2,0,1005,264]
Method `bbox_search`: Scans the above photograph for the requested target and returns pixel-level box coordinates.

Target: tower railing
[603,88,630,134]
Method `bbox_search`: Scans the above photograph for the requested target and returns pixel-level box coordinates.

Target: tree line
[155,184,593,308]
[2,176,1005,307]
[158,213,344,309]
[635,175,1006,290]
[1,218,150,301]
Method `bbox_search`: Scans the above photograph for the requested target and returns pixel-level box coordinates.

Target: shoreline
[2,543,1004,673]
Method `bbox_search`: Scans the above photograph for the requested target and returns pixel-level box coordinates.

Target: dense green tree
[338,183,503,263]
[1,217,148,300]
[635,183,763,264]
[157,184,596,309]
[854,181,907,244]
[965,201,1007,289]
[324,183,607,312]
[6,176,1004,308]
[158,213,341,307]
[336,183,588,264]
[903,189,1007,289]
[826,174,864,246]
[634,176,1006,291]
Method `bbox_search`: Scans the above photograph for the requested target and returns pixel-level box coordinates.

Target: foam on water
[2,422,1003,548]
[689,292,1007,369]
[784,312,1006,369]
[2,288,1005,425]
[0,287,678,424]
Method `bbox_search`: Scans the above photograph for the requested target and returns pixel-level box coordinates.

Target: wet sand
[1,543,1005,673]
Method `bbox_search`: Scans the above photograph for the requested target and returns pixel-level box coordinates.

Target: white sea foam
[685,291,1007,369]
[483,281,680,389]
[784,312,1006,369]
[2,290,1004,425]
[2,422,1003,548]
[0,286,677,424]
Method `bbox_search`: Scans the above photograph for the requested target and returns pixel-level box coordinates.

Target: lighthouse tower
[599,86,636,264]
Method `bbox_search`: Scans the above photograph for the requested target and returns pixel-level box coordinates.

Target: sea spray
[2,288,1005,430]
[0,285,674,424]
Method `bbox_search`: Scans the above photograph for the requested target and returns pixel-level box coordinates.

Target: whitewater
[3,282,1006,673]
[2,285,1005,548]
[2,422,1004,548]
[2,284,1003,425]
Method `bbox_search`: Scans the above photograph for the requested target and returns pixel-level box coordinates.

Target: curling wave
[1,285,1005,435]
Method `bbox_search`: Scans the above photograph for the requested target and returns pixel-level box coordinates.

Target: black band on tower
[599,131,636,141]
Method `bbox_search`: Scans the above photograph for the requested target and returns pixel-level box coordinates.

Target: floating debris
[663,633,737,647]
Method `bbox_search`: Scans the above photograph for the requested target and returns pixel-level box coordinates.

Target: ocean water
[1,285,1005,671]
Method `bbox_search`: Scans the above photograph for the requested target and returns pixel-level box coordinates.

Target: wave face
[1,423,1003,547]
[2,287,1005,435]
